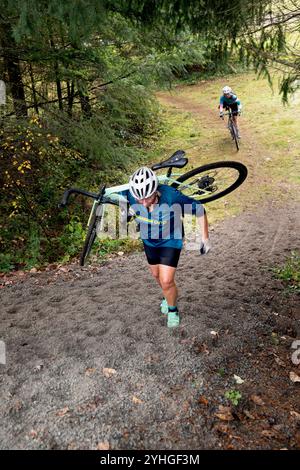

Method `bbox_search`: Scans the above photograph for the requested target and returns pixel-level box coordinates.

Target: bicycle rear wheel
[171,161,247,203]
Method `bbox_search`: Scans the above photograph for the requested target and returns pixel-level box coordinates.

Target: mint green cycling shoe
[167,309,180,328]
[160,298,169,315]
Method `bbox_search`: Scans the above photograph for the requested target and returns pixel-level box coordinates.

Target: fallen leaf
[182,400,190,412]
[67,442,77,450]
[117,251,124,256]
[179,338,191,345]
[198,395,209,406]
[56,407,69,417]
[261,429,277,438]
[233,374,245,384]
[250,395,265,406]
[215,405,234,421]
[132,396,143,404]
[59,267,69,273]
[97,441,110,450]
[273,424,283,432]
[9,400,23,414]
[48,264,58,270]
[290,371,300,383]
[214,423,229,434]
[244,410,256,420]
[290,410,300,420]
[103,368,117,378]
[275,357,285,367]
[193,342,210,354]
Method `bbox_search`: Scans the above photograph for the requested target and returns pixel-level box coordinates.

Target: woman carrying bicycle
[119,166,210,328]
[219,86,242,138]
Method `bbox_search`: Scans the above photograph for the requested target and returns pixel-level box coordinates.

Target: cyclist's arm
[108,189,138,221]
[219,96,224,113]
[198,209,209,241]
[105,189,129,205]
[173,189,208,240]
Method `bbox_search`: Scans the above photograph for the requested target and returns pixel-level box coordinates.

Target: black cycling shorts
[143,244,181,268]
[224,102,238,116]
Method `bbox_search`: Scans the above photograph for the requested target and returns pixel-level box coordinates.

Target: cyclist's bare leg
[158,264,178,308]
[148,264,163,288]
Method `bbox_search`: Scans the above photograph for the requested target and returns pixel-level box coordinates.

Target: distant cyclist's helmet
[223,86,232,94]
[129,166,158,200]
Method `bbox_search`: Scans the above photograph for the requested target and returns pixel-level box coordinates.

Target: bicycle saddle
[151,150,188,171]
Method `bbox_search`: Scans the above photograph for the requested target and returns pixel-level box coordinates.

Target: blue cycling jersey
[220,93,241,107]
[118,184,204,249]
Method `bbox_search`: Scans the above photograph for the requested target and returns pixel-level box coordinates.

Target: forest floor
[0,73,300,449]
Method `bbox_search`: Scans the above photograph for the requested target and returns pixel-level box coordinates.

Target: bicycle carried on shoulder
[222,108,240,151]
[59,150,248,266]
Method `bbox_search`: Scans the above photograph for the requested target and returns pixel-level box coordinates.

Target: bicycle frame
[76,171,185,229]
[223,109,234,127]
[59,165,221,224]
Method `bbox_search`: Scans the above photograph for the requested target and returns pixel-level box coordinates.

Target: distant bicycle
[59,150,248,266]
[222,108,241,151]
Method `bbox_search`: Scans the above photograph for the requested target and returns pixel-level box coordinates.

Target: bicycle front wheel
[80,214,98,266]
[232,123,239,151]
[171,161,247,203]
[80,203,105,266]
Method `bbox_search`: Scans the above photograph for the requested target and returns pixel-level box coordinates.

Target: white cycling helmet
[222,86,232,94]
[129,166,158,200]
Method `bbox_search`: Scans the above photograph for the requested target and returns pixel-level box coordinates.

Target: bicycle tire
[228,120,234,140]
[80,212,99,266]
[80,200,120,266]
[232,123,239,151]
[171,161,247,203]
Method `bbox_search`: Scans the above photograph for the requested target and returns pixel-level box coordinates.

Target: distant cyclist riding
[118,166,210,329]
[219,86,242,139]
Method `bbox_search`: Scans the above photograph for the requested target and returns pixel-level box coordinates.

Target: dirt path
[1,85,300,450]
[1,201,299,450]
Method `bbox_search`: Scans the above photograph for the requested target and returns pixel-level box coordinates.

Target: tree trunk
[0,23,27,118]
[29,64,39,114]
[78,89,92,118]
[67,80,75,116]
[49,36,63,111]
